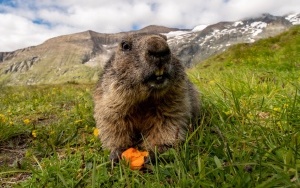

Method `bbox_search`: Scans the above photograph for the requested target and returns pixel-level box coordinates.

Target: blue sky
[0,0,299,51]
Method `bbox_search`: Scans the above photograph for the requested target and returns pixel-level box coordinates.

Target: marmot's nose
[147,38,171,59]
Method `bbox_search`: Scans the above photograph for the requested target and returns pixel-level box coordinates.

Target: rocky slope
[0,13,299,85]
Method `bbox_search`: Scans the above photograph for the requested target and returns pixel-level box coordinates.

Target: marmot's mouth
[144,73,170,89]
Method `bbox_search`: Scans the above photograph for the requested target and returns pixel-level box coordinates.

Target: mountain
[0,13,299,85]
[191,25,300,72]
[166,13,300,67]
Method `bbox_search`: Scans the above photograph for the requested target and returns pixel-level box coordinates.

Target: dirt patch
[0,134,31,187]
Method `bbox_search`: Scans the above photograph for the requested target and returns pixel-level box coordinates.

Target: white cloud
[0,0,299,51]
[0,14,46,50]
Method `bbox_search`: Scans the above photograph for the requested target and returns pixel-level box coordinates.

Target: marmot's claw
[109,149,123,163]
[144,151,155,164]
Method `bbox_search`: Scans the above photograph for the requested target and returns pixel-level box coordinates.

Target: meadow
[0,26,299,187]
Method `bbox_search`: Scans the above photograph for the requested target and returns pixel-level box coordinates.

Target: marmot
[93,34,200,160]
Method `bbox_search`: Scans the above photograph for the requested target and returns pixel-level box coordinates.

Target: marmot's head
[111,34,177,93]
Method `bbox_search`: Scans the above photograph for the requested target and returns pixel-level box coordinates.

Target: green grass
[0,26,300,187]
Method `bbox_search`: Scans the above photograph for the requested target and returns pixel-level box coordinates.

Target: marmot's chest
[126,100,165,131]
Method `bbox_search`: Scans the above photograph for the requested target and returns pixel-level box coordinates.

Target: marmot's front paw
[109,148,124,162]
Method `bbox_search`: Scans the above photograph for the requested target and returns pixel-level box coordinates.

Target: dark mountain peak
[241,13,291,25]
[261,13,277,19]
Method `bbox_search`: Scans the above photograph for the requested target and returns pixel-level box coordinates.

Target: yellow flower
[224,110,232,116]
[32,130,37,138]
[93,128,100,137]
[208,80,216,85]
[247,112,254,119]
[75,120,83,124]
[23,119,31,125]
[0,114,6,123]
[273,107,281,112]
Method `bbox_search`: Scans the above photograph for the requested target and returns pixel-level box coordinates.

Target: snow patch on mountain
[192,25,208,32]
[164,31,192,38]
[285,13,300,25]
[251,22,267,29]
[164,24,208,38]
[233,21,244,27]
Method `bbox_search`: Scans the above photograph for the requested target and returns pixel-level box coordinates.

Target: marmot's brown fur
[93,34,200,160]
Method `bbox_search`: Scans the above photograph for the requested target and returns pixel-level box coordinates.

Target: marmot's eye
[121,41,132,51]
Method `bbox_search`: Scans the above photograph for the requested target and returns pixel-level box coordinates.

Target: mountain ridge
[0,13,299,85]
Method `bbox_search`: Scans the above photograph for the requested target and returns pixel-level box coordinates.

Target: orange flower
[122,148,149,170]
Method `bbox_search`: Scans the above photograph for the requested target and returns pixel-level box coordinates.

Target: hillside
[0,31,108,85]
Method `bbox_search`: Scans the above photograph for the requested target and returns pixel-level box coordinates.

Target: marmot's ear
[158,34,167,41]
